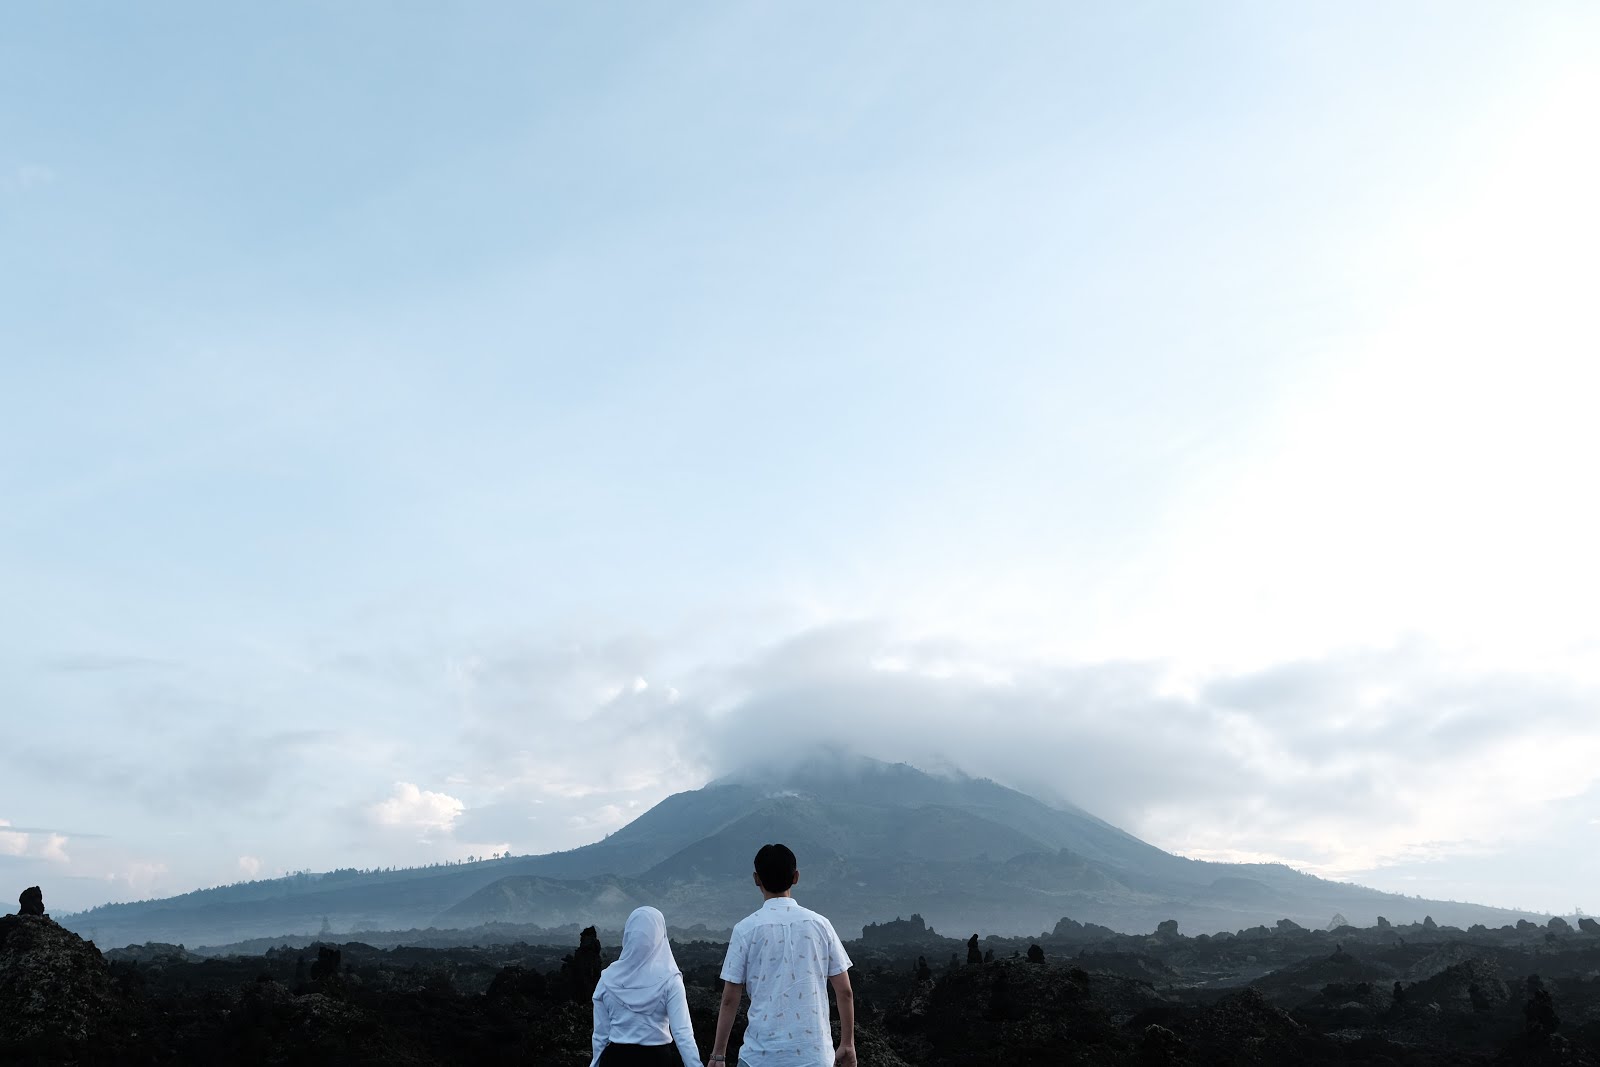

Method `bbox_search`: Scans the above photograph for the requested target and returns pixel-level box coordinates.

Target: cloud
[688,626,1600,886]
[330,620,1597,903]
[370,782,465,838]
[107,862,169,897]
[0,819,70,864]
[237,855,262,878]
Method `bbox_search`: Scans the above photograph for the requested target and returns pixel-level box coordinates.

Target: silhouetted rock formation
[1523,975,1560,1039]
[309,946,341,981]
[861,913,940,945]
[1025,943,1044,964]
[18,886,44,917]
[966,934,982,966]
[1580,916,1600,936]
[0,902,133,1061]
[561,925,603,1000]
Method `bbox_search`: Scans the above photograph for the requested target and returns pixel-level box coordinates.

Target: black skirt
[597,1042,682,1066]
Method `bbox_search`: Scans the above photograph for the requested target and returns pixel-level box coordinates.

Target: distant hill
[61,756,1545,947]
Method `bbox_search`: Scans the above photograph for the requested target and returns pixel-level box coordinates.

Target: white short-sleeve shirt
[720,897,852,1065]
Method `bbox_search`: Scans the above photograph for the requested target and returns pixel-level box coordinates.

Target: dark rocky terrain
[9,885,1600,1065]
[62,759,1551,949]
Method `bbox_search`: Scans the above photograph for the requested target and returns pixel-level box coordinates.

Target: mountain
[61,756,1544,947]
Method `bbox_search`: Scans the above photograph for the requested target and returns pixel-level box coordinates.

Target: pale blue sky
[4,4,1598,915]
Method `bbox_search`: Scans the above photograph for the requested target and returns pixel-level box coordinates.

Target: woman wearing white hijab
[590,906,700,1067]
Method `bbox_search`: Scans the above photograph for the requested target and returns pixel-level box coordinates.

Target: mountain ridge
[61,756,1546,946]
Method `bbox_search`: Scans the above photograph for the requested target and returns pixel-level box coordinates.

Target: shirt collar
[762,896,799,909]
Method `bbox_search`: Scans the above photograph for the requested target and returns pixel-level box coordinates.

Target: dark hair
[754,843,797,893]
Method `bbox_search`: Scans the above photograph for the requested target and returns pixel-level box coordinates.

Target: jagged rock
[1579,917,1600,935]
[1423,915,1438,930]
[1376,916,1391,928]
[309,945,341,981]
[1155,919,1179,939]
[1275,918,1304,933]
[1184,988,1312,1064]
[1026,943,1044,964]
[966,933,982,965]
[560,925,603,1000]
[1523,975,1559,1039]
[18,887,44,917]
[1547,916,1572,934]
[916,957,1123,1061]
[102,942,204,967]
[1326,912,1348,931]
[1405,957,1509,1014]
[1140,1022,1183,1066]
[0,911,133,1059]
[861,913,938,944]
[486,964,547,1003]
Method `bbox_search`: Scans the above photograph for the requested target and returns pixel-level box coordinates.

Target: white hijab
[593,906,682,1013]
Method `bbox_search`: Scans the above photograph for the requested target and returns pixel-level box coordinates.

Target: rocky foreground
[5,887,1600,1064]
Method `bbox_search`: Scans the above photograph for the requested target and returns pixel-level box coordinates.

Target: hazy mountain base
[60,759,1551,948]
[9,906,1600,1065]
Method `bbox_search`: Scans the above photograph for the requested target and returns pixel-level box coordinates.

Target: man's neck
[760,890,794,902]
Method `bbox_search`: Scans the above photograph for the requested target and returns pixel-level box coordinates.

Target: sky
[3,3,1599,916]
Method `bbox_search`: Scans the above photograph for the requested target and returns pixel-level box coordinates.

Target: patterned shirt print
[720,897,852,1065]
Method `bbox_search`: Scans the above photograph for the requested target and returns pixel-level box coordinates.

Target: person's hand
[833,1045,857,1067]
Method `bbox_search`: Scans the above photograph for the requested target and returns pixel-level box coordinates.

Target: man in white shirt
[707,844,856,1067]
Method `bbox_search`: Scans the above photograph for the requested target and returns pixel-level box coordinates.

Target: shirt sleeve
[823,919,852,976]
[590,993,609,1067]
[665,974,700,1067]
[719,926,747,984]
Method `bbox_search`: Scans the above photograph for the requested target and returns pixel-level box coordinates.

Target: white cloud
[0,819,70,863]
[237,855,262,878]
[370,782,465,838]
[107,862,170,898]
[691,626,1600,902]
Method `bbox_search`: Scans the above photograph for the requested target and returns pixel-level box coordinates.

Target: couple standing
[590,843,856,1067]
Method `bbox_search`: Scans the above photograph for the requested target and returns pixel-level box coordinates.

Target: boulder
[18,887,44,917]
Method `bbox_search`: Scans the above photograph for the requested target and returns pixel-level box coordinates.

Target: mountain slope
[62,757,1547,946]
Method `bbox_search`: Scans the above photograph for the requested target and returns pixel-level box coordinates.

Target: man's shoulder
[729,907,766,937]
[790,902,839,929]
